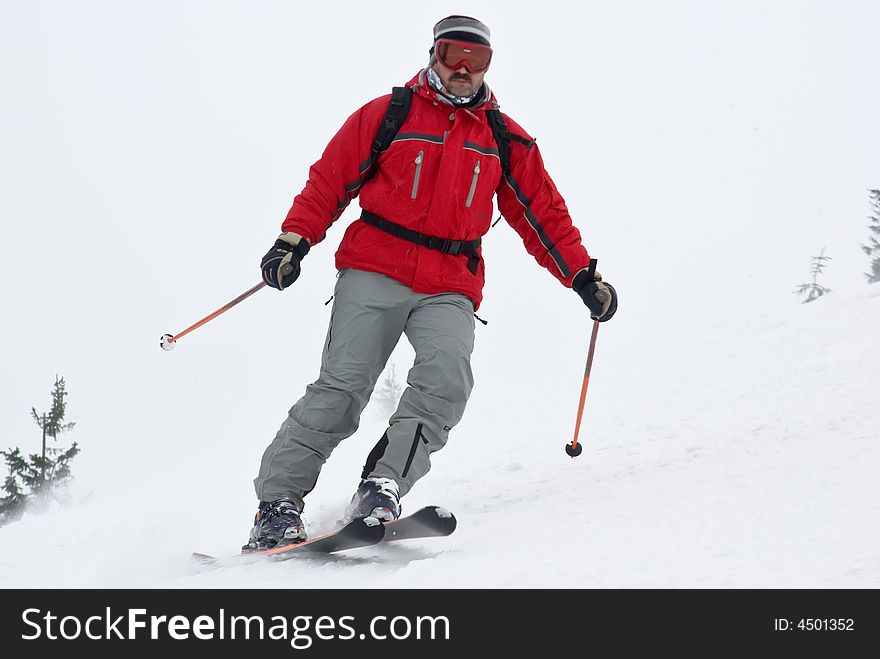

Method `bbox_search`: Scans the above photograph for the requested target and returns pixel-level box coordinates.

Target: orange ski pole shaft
[565,319,600,458]
[160,279,274,350]
[160,264,294,350]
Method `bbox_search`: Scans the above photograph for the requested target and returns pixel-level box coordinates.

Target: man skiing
[245,15,618,551]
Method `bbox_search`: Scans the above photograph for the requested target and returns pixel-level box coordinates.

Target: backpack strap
[366,89,529,181]
[486,108,534,176]
[362,86,413,185]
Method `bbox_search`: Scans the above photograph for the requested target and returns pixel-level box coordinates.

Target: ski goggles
[434,39,493,73]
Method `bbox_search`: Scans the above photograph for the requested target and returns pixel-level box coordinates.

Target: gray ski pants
[254,268,475,509]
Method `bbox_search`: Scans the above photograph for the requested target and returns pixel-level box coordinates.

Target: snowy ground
[2,288,877,588]
[3,1,879,591]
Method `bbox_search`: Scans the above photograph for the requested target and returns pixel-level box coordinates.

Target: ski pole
[160,264,292,351]
[565,319,601,458]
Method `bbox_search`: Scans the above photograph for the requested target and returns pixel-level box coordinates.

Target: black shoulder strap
[362,86,413,185]
[486,108,534,176]
[365,89,531,181]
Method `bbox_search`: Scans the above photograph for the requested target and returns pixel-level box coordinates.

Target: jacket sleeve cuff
[276,232,311,258]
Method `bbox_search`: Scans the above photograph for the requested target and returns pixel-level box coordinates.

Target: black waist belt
[361,211,481,275]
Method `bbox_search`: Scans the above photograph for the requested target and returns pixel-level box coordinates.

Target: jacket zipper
[465,160,481,208]
[411,151,424,199]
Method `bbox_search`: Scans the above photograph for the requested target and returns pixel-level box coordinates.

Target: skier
[245,15,618,550]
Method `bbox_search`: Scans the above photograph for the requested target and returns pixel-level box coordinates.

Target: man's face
[432,59,486,98]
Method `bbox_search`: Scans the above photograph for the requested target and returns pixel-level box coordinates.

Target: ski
[192,516,385,565]
[383,506,457,542]
[191,507,455,566]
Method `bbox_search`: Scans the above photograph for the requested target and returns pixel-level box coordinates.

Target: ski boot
[242,497,307,552]
[344,477,401,522]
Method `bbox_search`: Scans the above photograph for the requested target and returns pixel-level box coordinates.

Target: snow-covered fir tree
[795,248,832,304]
[0,376,80,525]
[862,189,880,284]
[373,361,405,417]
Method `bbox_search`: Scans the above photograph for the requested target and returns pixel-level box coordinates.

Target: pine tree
[795,248,832,304]
[373,361,406,417]
[0,376,80,525]
[862,189,880,284]
[0,450,30,524]
[31,376,76,494]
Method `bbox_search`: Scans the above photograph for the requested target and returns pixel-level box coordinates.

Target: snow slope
[2,288,877,588]
[2,1,879,590]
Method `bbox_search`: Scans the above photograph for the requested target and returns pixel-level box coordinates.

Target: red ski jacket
[281,70,591,310]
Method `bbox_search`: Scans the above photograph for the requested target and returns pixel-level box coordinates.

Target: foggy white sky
[1,1,878,497]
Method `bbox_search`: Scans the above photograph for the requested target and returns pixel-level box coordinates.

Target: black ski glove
[261,232,310,290]
[573,264,618,322]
